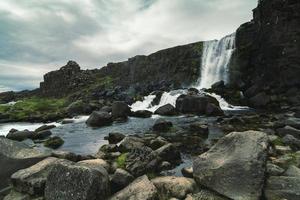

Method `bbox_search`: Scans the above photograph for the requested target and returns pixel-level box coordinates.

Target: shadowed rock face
[230,0,300,92]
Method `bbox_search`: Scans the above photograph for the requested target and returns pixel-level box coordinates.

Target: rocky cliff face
[230,0,300,93]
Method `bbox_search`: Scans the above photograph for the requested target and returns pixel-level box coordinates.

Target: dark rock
[107,132,126,144]
[6,130,35,141]
[181,167,193,178]
[66,100,92,116]
[153,119,173,132]
[110,168,134,193]
[130,110,152,118]
[249,92,270,107]
[205,103,224,116]
[100,144,119,153]
[151,176,197,199]
[44,136,64,149]
[100,106,112,113]
[0,138,49,190]
[154,143,181,163]
[159,161,172,171]
[154,104,177,116]
[282,134,300,150]
[193,131,269,200]
[266,163,284,176]
[32,130,52,140]
[44,160,110,200]
[34,125,56,133]
[211,80,225,90]
[187,88,199,95]
[110,175,158,200]
[148,136,168,150]
[277,126,300,139]
[189,122,209,138]
[112,101,131,119]
[86,111,113,127]
[118,136,144,153]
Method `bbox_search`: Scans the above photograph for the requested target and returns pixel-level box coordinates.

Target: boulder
[51,150,80,162]
[189,122,209,138]
[118,136,144,153]
[31,130,52,140]
[45,161,110,200]
[112,101,131,119]
[154,143,181,163]
[264,176,300,200]
[100,106,112,113]
[10,157,68,196]
[153,119,173,132]
[0,138,49,190]
[249,92,270,107]
[148,136,168,150]
[193,131,269,200]
[282,134,300,150]
[130,110,152,118]
[154,104,177,116]
[6,130,35,141]
[176,94,222,116]
[66,100,92,116]
[284,165,300,177]
[109,175,158,200]
[86,111,113,127]
[110,168,134,193]
[44,136,64,149]
[185,189,230,200]
[77,159,110,172]
[106,132,125,144]
[34,125,56,133]
[151,176,197,199]
[277,126,300,139]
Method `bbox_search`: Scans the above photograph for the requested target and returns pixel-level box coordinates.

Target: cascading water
[196,33,236,89]
[131,33,248,112]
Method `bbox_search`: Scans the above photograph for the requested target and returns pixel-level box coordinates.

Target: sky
[0,0,257,92]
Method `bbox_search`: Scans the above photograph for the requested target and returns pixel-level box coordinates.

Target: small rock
[130,110,152,118]
[86,111,113,127]
[153,119,173,132]
[181,167,193,178]
[159,161,172,171]
[44,136,64,149]
[100,144,119,153]
[149,136,168,150]
[107,132,125,144]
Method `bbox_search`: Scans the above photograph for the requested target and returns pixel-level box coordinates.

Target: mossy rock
[44,136,64,149]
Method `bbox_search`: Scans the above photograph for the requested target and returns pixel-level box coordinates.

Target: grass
[0,97,67,121]
[116,153,128,169]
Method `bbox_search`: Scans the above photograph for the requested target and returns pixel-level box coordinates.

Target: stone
[284,165,300,177]
[3,189,43,200]
[264,176,300,200]
[118,136,144,153]
[159,161,172,170]
[100,144,119,153]
[148,136,168,150]
[110,168,134,193]
[0,138,49,190]
[151,176,197,199]
[266,163,284,176]
[153,119,173,132]
[107,132,125,144]
[77,159,110,172]
[112,101,131,119]
[249,92,270,107]
[189,122,209,138]
[34,125,56,133]
[109,175,158,200]
[51,150,80,162]
[86,111,113,127]
[130,110,152,118]
[274,145,292,155]
[31,130,52,140]
[61,119,74,124]
[181,167,193,178]
[154,143,181,163]
[282,134,300,150]
[277,126,300,139]
[154,104,177,116]
[185,189,230,200]
[10,157,68,196]
[6,130,35,141]
[45,161,110,200]
[101,106,112,113]
[193,131,269,200]
[44,136,64,149]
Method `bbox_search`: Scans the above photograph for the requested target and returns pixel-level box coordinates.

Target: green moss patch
[116,153,128,169]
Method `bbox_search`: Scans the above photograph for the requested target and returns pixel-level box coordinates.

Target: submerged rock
[86,111,113,127]
[153,119,173,132]
[154,104,177,116]
[130,110,152,118]
[109,175,158,200]
[0,138,49,190]
[193,131,269,200]
[6,130,35,141]
[44,136,64,149]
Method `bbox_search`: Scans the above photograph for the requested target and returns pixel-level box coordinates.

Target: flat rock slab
[0,138,50,190]
[193,131,269,200]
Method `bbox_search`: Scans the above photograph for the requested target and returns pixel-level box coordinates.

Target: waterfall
[197,33,235,89]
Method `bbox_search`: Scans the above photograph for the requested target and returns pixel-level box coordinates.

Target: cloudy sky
[0,0,257,92]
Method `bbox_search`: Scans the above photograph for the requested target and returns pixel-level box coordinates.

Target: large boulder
[0,138,49,190]
[118,136,144,153]
[45,161,110,200]
[277,125,300,139]
[10,157,68,196]
[176,94,222,116]
[106,132,125,144]
[110,168,134,193]
[111,101,131,119]
[151,176,197,199]
[86,111,113,127]
[193,131,269,200]
[6,130,35,141]
[130,110,152,118]
[153,119,173,132]
[154,104,177,116]
[109,175,158,200]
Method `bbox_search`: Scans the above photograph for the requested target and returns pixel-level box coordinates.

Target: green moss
[0,105,10,113]
[44,136,64,149]
[116,153,128,169]
[272,137,284,146]
[146,172,158,180]
[193,42,204,54]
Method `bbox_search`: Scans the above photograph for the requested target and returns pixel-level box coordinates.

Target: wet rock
[151,176,197,199]
[44,136,64,149]
[130,110,152,118]
[61,119,74,124]
[277,126,300,139]
[154,104,177,116]
[264,176,300,200]
[45,161,110,200]
[112,101,131,119]
[109,175,158,200]
[106,132,125,144]
[189,122,209,138]
[34,125,56,132]
[110,168,134,193]
[6,130,35,141]
[118,136,144,153]
[100,144,119,153]
[86,111,113,127]
[31,130,52,140]
[266,163,284,176]
[10,157,68,196]
[193,131,269,200]
[154,143,181,163]
[149,136,168,150]
[181,167,193,178]
[153,119,173,132]
[0,138,49,190]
